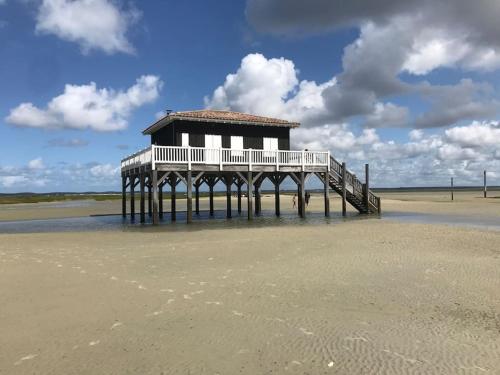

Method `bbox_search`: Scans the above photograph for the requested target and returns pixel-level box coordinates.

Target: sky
[1,0,500,192]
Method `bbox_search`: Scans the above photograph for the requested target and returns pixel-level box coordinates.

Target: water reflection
[0,209,498,234]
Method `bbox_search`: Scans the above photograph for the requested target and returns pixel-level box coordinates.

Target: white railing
[121,146,330,171]
[120,146,152,169]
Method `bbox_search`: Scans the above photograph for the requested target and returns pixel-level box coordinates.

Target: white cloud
[409,129,423,141]
[244,2,500,129]
[444,121,500,148]
[35,0,140,55]
[0,161,121,191]
[89,163,119,178]
[205,53,300,118]
[6,75,163,131]
[47,138,89,147]
[28,157,45,170]
[0,176,28,188]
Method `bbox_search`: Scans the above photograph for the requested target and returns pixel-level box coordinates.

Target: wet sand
[2,189,499,222]
[1,193,500,374]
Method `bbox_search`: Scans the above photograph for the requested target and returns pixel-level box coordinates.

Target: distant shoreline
[1,186,499,204]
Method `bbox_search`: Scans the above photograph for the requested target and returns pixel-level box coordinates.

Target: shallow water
[0,208,499,233]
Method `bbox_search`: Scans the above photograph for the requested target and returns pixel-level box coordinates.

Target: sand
[1,193,500,374]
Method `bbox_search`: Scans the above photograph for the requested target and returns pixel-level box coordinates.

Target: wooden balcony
[121,145,331,174]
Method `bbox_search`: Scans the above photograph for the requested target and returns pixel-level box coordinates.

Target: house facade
[143,110,299,151]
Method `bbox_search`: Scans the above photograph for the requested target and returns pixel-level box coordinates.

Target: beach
[1,192,500,374]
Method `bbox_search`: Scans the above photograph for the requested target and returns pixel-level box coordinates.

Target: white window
[181,133,189,147]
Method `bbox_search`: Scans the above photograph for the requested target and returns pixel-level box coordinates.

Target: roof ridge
[143,109,300,134]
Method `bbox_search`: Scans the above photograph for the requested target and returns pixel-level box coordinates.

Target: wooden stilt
[484,170,487,198]
[171,176,177,222]
[247,171,253,220]
[237,180,242,214]
[341,162,347,217]
[364,164,369,212]
[186,171,193,223]
[140,173,145,223]
[130,176,135,220]
[122,176,126,218]
[274,180,280,216]
[299,171,306,218]
[254,183,261,216]
[297,184,302,216]
[195,182,200,215]
[147,182,152,217]
[324,170,330,217]
[152,171,159,225]
[225,175,232,219]
[209,181,214,216]
[159,183,163,219]
[451,177,454,201]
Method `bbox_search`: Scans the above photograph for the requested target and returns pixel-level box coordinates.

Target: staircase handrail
[329,156,380,213]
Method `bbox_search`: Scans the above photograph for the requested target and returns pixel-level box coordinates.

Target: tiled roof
[143,110,300,134]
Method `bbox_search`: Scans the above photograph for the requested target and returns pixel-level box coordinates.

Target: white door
[263,137,278,158]
[205,134,222,163]
[181,133,189,147]
[230,136,244,161]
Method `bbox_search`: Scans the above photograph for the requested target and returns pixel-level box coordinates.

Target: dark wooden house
[143,110,298,151]
[121,109,380,225]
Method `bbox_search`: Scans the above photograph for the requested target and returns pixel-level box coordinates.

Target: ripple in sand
[299,328,314,335]
[14,354,37,366]
[110,322,123,329]
[146,311,163,317]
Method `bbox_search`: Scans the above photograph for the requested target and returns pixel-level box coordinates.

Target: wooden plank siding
[150,120,291,150]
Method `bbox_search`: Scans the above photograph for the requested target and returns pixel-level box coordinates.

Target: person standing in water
[305,191,311,207]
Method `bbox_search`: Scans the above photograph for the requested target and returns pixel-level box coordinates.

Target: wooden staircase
[328,156,381,214]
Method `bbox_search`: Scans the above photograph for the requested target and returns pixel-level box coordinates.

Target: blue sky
[1,0,500,192]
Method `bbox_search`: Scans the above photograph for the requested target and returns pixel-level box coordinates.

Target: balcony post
[248,148,253,172]
[151,145,156,170]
